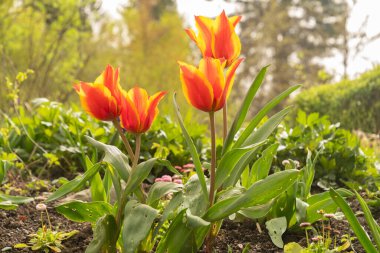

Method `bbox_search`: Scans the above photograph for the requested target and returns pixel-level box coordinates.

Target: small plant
[285,211,355,252]
[14,204,78,252]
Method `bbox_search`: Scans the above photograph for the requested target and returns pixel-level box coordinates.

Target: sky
[102,0,380,79]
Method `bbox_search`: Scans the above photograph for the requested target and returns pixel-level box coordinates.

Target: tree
[224,0,348,108]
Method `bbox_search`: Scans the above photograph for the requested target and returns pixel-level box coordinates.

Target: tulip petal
[120,91,141,133]
[76,82,118,121]
[178,61,214,112]
[141,91,167,132]
[199,58,225,108]
[215,58,244,110]
[185,28,197,43]
[194,16,214,57]
[213,10,241,66]
[128,87,149,121]
[229,16,242,27]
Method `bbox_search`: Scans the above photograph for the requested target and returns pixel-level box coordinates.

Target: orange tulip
[185,10,241,66]
[120,87,167,134]
[74,64,124,121]
[178,57,243,112]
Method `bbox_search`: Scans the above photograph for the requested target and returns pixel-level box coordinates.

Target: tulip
[185,10,241,66]
[178,57,243,112]
[120,87,166,134]
[74,65,124,121]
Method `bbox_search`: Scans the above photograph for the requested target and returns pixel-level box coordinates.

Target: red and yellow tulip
[74,64,124,121]
[120,87,167,134]
[185,10,241,66]
[178,57,243,112]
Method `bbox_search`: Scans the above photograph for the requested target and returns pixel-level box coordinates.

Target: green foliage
[294,66,380,133]
[14,226,78,253]
[271,110,377,186]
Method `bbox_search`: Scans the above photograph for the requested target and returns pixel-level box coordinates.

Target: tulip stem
[133,134,141,168]
[223,104,228,141]
[209,112,216,206]
[113,119,135,161]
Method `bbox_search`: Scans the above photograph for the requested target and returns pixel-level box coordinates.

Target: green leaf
[156,159,181,176]
[123,158,157,197]
[14,243,29,249]
[85,156,106,202]
[354,190,380,250]
[215,141,265,190]
[204,170,299,221]
[85,214,118,253]
[85,136,130,182]
[122,200,159,253]
[173,93,208,203]
[156,209,210,253]
[239,200,274,219]
[284,242,304,253]
[46,163,102,202]
[233,85,300,148]
[249,143,279,184]
[182,175,209,216]
[147,182,182,208]
[329,189,377,253]
[266,217,287,248]
[224,107,293,187]
[0,193,33,204]
[56,201,113,223]
[223,66,269,154]
[0,201,18,210]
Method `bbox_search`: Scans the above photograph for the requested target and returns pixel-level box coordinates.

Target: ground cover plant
[0,6,380,253]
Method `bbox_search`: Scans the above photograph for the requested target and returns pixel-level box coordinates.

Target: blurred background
[0,0,379,126]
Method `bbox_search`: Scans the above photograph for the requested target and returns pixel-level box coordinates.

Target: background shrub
[294,66,380,133]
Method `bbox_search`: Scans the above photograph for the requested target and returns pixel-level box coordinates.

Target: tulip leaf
[46,163,102,202]
[0,201,18,210]
[156,209,210,253]
[0,193,34,204]
[123,158,157,197]
[147,182,182,208]
[234,85,300,149]
[85,136,130,182]
[204,170,299,222]
[224,107,293,187]
[56,200,113,223]
[223,65,269,154]
[249,143,279,184]
[84,156,107,202]
[173,93,208,203]
[122,200,159,253]
[85,214,118,253]
[215,141,265,189]
[354,190,380,250]
[329,188,377,253]
[239,200,274,220]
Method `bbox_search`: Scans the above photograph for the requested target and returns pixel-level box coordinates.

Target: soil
[0,177,378,253]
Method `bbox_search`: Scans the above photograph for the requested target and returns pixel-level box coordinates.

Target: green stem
[113,119,135,161]
[209,112,216,206]
[223,104,228,141]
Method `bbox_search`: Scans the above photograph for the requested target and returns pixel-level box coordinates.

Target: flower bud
[36,203,47,211]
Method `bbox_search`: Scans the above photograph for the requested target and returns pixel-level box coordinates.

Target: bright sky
[102,0,380,79]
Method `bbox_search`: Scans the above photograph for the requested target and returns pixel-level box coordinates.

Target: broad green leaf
[86,136,130,182]
[239,200,274,219]
[307,188,353,206]
[122,200,159,253]
[147,182,182,208]
[56,201,113,223]
[266,217,287,248]
[223,66,269,154]
[181,175,209,216]
[173,93,208,202]
[224,107,293,187]
[46,163,102,202]
[156,159,181,176]
[85,156,106,202]
[249,143,279,184]
[156,209,210,253]
[233,85,300,148]
[354,190,380,250]
[123,158,157,197]
[204,170,299,221]
[85,214,118,253]
[215,141,265,189]
[284,242,304,253]
[329,189,377,253]
[0,193,33,204]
